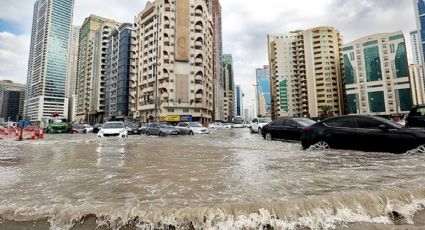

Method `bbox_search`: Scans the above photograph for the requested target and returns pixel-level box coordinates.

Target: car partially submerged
[97,122,128,138]
[301,115,425,153]
[177,122,210,135]
[146,123,180,136]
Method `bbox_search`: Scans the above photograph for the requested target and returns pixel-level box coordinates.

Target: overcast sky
[0,0,417,111]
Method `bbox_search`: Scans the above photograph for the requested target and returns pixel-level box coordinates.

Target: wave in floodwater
[1,189,425,230]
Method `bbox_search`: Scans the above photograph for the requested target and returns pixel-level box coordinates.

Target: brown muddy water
[0,129,424,229]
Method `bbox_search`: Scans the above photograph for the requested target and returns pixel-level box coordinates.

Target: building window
[363,46,382,82]
[395,42,409,78]
[368,91,385,113]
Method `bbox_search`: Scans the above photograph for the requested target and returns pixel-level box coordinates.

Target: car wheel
[146,132,150,136]
[312,140,330,150]
[189,131,194,136]
[265,133,272,141]
[250,128,254,134]
[159,132,164,137]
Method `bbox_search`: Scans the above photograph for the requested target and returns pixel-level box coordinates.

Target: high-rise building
[104,23,136,121]
[256,65,271,117]
[76,15,120,124]
[414,0,425,68]
[223,54,235,121]
[133,0,214,124]
[409,64,425,106]
[0,80,26,122]
[235,85,243,116]
[66,26,80,122]
[2,91,23,122]
[210,0,225,121]
[268,26,345,119]
[410,31,422,65]
[343,31,412,115]
[25,0,74,121]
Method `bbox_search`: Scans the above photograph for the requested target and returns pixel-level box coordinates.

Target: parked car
[83,124,93,133]
[93,123,103,134]
[261,118,316,141]
[250,118,272,134]
[125,122,141,135]
[71,124,87,134]
[301,115,425,153]
[145,123,180,136]
[209,122,227,130]
[406,105,425,128]
[97,122,128,138]
[176,122,210,135]
[139,123,150,134]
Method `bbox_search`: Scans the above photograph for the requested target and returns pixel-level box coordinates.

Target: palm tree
[320,105,333,119]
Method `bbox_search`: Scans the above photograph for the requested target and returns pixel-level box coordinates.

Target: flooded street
[1,129,425,229]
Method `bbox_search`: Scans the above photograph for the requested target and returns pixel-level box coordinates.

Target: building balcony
[139,104,155,110]
[142,87,154,93]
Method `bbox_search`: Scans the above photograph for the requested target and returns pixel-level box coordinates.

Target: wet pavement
[0,129,425,229]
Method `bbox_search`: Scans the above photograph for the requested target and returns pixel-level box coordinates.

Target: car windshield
[160,124,173,128]
[189,122,202,127]
[258,118,271,123]
[293,118,316,127]
[52,119,65,124]
[102,123,124,129]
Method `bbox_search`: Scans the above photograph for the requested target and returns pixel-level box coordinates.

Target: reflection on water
[0,130,425,229]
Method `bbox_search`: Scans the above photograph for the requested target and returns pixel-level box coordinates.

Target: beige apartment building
[133,0,214,124]
[268,26,345,119]
[76,15,120,124]
[409,64,425,106]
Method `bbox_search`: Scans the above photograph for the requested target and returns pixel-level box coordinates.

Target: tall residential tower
[25,0,74,121]
[75,15,120,124]
[223,54,235,121]
[268,26,345,119]
[66,26,81,122]
[133,0,214,124]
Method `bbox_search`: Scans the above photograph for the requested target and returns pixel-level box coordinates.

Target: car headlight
[120,129,126,133]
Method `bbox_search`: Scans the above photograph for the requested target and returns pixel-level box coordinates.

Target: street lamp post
[153,63,161,123]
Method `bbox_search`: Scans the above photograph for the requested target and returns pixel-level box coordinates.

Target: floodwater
[0,129,425,229]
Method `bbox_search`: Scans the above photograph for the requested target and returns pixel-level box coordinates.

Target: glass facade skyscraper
[414,0,425,68]
[256,65,271,116]
[25,0,74,121]
[235,85,243,116]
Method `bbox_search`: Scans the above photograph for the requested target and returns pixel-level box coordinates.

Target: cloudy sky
[0,0,417,111]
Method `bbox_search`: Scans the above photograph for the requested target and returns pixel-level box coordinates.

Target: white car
[208,122,227,130]
[83,124,94,133]
[177,122,210,135]
[97,122,128,138]
[250,118,272,134]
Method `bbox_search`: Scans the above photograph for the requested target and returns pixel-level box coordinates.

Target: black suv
[406,105,425,128]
